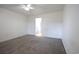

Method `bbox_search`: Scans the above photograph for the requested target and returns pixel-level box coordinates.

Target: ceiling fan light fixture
[24,7,30,11]
[21,4,34,11]
[27,4,31,7]
[29,7,34,9]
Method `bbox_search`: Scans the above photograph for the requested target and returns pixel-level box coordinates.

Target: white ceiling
[0,4,64,15]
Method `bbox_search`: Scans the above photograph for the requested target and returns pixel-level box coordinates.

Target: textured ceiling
[0,4,64,15]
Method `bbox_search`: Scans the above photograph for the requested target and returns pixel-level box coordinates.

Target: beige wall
[27,11,63,38]
[0,8,28,42]
[63,4,79,53]
[27,14,35,35]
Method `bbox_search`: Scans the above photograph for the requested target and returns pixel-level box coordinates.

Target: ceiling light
[24,7,30,11]
[27,4,31,7]
[29,7,34,9]
[21,4,34,11]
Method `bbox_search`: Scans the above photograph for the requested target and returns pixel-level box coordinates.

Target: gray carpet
[0,35,66,54]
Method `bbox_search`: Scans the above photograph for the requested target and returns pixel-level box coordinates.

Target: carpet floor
[0,35,66,54]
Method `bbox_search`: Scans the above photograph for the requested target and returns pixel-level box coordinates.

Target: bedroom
[0,4,79,54]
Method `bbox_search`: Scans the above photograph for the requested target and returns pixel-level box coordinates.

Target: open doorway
[35,18,42,36]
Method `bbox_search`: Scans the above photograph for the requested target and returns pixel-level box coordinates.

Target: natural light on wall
[35,18,42,36]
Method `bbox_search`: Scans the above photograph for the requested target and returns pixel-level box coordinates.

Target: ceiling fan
[21,4,34,11]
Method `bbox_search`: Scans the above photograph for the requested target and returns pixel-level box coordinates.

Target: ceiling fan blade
[29,7,34,9]
[27,4,31,7]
